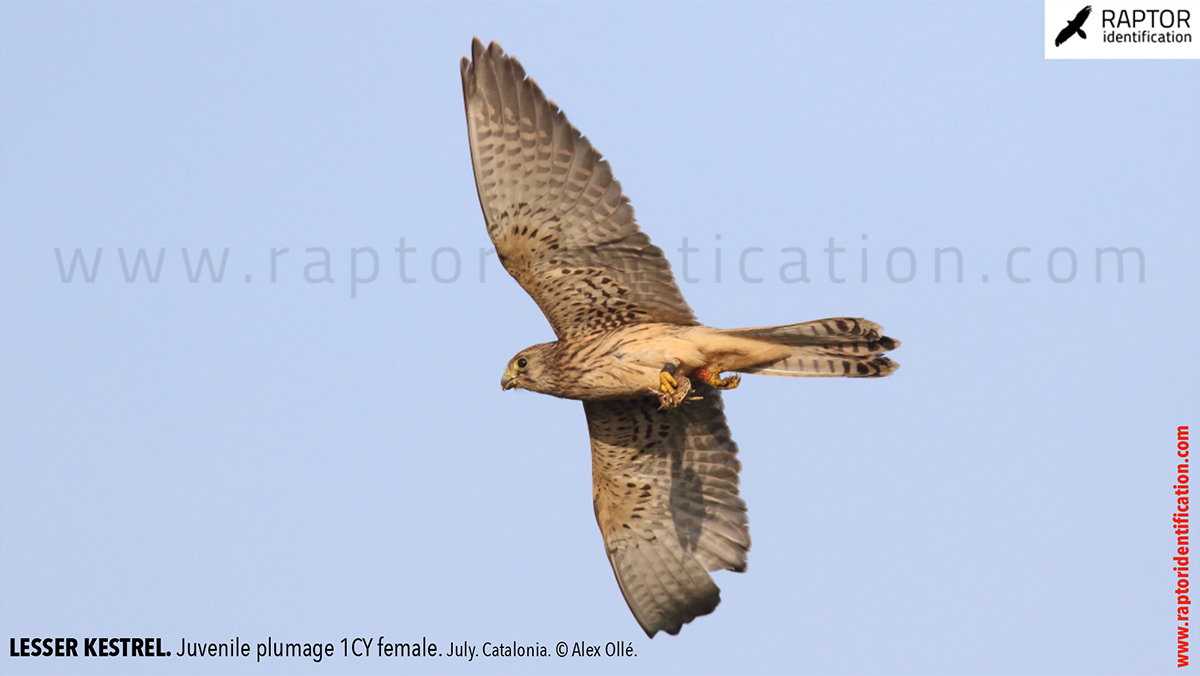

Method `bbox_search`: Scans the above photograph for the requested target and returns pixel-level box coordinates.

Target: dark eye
[516,357,528,369]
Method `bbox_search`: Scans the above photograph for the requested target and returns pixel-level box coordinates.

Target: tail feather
[725,318,890,346]
[726,317,899,378]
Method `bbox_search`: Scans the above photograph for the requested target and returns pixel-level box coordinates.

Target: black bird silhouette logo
[1055,5,1093,46]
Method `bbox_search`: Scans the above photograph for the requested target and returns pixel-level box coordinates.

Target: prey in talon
[657,363,694,409]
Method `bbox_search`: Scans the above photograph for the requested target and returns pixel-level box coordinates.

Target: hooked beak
[501,371,519,390]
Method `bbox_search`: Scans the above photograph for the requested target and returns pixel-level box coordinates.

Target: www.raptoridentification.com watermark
[1174,425,1192,669]
[52,235,1147,298]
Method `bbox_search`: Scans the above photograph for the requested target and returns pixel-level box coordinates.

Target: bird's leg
[659,362,678,395]
[694,365,741,390]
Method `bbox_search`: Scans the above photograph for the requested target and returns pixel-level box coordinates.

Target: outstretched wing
[1075,5,1092,25]
[461,38,697,340]
[585,390,750,637]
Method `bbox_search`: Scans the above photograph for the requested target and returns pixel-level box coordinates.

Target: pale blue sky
[1,2,1197,675]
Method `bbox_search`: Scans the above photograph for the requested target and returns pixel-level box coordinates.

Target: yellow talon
[660,371,678,394]
[698,365,741,390]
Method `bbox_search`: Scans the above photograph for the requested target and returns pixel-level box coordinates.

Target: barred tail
[726,318,899,378]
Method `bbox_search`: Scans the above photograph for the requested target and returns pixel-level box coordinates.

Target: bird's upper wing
[585,390,750,637]
[461,39,697,340]
[1075,5,1092,23]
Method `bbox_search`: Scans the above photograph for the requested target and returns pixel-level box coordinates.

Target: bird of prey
[460,38,899,637]
[1055,5,1092,47]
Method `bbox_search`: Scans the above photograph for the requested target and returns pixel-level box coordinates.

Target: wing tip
[464,37,511,70]
[636,590,721,639]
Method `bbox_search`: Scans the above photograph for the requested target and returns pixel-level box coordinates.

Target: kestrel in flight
[461,38,899,637]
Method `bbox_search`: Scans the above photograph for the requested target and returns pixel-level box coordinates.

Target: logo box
[1046,0,1200,58]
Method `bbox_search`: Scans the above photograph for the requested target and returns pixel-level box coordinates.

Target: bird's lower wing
[584,390,750,637]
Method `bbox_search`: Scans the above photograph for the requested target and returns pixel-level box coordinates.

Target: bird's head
[500,343,556,393]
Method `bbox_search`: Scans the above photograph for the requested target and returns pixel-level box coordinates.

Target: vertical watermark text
[1176,425,1191,668]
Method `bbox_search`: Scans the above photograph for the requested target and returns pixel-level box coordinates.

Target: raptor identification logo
[1045,0,1200,57]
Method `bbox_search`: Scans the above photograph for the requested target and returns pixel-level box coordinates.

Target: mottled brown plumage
[461,38,899,637]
